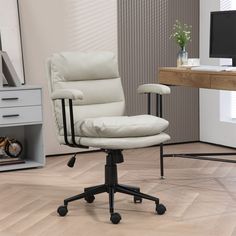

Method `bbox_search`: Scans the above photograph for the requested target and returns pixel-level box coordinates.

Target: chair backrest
[46,51,125,135]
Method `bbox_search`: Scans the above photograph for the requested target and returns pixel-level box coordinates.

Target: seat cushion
[58,133,171,149]
[77,115,169,138]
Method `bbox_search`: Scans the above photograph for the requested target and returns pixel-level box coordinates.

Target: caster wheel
[110,212,122,224]
[156,203,166,215]
[84,195,95,203]
[57,205,68,217]
[134,196,142,203]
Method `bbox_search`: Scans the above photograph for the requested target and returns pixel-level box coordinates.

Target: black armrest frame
[146,93,164,177]
[61,99,89,149]
[146,93,163,118]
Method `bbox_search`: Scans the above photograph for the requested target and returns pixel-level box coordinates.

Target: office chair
[46,51,171,224]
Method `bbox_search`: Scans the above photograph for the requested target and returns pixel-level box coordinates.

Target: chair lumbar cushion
[77,115,169,138]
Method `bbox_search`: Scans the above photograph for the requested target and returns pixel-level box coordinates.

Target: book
[0,155,25,165]
[0,159,25,166]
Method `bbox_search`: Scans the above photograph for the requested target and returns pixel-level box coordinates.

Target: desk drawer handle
[1,97,19,101]
[2,114,20,118]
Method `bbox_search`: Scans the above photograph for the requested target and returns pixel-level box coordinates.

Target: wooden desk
[157,67,236,173]
[159,67,236,91]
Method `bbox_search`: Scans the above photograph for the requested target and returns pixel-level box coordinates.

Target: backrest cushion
[50,51,119,81]
[46,51,125,136]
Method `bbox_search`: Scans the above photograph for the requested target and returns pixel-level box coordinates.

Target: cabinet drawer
[0,106,42,125]
[0,89,41,108]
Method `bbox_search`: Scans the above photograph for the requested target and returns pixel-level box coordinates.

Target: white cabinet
[0,86,45,171]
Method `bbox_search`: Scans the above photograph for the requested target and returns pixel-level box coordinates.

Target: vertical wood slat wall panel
[118,0,199,143]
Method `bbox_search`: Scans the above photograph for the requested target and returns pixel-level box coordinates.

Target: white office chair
[46,51,170,224]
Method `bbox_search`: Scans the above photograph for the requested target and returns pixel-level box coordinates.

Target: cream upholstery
[47,51,125,135]
[51,89,84,100]
[50,51,119,81]
[58,133,170,150]
[46,51,170,149]
[76,115,169,138]
[137,83,171,95]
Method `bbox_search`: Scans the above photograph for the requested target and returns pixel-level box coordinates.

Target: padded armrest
[137,84,171,95]
[51,89,84,100]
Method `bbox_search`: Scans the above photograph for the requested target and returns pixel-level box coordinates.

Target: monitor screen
[210,10,236,59]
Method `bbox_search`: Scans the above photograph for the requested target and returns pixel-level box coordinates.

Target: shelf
[0,160,44,171]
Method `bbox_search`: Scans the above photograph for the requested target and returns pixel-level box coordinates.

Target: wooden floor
[0,143,236,236]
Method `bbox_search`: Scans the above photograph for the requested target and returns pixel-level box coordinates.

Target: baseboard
[164,141,200,146]
[199,141,236,150]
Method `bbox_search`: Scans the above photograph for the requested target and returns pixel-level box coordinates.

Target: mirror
[0,0,25,84]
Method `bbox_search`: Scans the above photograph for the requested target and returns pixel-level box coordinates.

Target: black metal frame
[61,99,89,149]
[163,151,236,163]
[62,150,161,215]
[147,93,162,117]
[145,92,236,178]
[146,93,165,178]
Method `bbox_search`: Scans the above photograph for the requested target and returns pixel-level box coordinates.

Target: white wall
[200,0,236,147]
[19,0,117,155]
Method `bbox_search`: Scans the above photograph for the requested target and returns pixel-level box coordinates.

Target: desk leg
[160,143,165,179]
[163,151,236,163]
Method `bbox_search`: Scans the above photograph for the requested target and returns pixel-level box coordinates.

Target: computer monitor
[210,10,236,66]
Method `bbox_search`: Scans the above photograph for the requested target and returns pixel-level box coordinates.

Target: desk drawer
[0,106,42,125]
[0,89,41,108]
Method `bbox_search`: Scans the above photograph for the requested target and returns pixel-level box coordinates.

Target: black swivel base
[57,150,166,224]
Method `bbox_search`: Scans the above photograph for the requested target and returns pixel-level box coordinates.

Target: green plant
[170,20,192,49]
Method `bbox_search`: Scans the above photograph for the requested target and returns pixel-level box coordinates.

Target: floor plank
[0,143,236,236]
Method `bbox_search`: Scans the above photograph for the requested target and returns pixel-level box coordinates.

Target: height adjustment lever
[67,153,77,168]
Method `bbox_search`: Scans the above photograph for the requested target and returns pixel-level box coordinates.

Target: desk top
[159,67,236,91]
